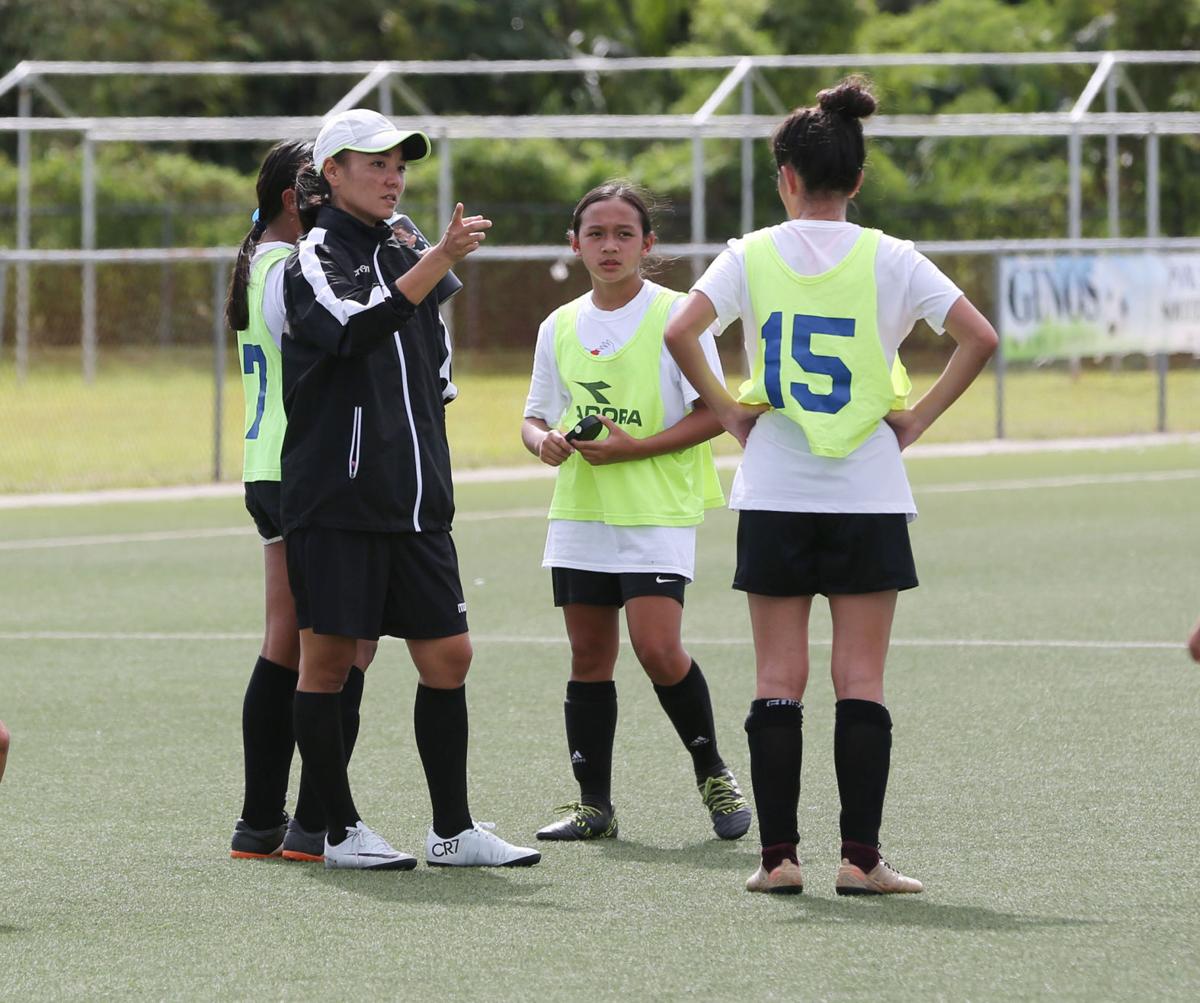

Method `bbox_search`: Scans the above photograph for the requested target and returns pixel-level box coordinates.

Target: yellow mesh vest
[237,246,291,481]
[738,227,905,458]
[547,290,724,527]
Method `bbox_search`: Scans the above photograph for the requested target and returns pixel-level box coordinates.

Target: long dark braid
[224,140,312,331]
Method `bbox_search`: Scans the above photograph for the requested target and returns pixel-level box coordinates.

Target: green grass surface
[2,445,1199,999]
[1,349,1199,492]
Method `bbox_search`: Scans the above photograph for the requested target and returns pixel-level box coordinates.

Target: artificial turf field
[1,442,1198,1000]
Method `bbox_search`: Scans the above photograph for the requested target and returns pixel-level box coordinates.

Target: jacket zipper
[373,246,425,531]
[347,405,362,479]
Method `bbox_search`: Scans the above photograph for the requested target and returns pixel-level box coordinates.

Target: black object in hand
[565,415,604,443]
[389,213,463,303]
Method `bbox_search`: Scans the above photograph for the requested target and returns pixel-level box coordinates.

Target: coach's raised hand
[437,202,492,263]
[393,203,492,305]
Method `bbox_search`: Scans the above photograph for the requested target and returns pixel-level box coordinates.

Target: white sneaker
[426,822,542,867]
[324,821,417,871]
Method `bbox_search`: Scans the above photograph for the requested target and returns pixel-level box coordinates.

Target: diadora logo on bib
[572,381,642,427]
[574,380,612,404]
[430,838,459,858]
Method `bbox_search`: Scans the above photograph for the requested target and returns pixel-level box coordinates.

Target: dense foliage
[0,0,1196,353]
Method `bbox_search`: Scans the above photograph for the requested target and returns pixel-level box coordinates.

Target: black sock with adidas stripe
[653,660,724,784]
[564,679,617,810]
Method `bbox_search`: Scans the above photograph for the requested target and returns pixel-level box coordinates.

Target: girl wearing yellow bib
[224,141,376,864]
[666,79,998,896]
[522,183,751,842]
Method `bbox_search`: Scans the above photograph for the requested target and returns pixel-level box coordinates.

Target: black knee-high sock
[414,684,472,838]
[653,661,724,783]
[834,699,892,859]
[240,656,298,829]
[293,666,366,833]
[744,698,803,850]
[293,691,359,844]
[564,680,617,809]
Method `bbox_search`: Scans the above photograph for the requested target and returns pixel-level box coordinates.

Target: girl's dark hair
[771,75,877,198]
[224,139,313,331]
[570,180,655,237]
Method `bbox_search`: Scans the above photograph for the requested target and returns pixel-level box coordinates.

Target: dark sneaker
[281,818,326,863]
[230,817,287,860]
[699,769,752,840]
[535,801,618,841]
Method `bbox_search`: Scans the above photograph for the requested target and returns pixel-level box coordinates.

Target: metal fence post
[212,260,225,482]
[82,135,97,383]
[1147,130,1166,432]
[994,255,1005,439]
[1105,71,1119,238]
[16,83,31,382]
[740,74,754,235]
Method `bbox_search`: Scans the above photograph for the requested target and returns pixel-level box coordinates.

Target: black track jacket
[280,206,455,535]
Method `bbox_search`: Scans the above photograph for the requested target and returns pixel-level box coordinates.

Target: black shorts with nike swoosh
[550,567,687,608]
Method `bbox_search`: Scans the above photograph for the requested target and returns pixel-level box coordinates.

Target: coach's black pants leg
[293,665,366,832]
[744,698,803,866]
[240,656,298,830]
[834,698,892,873]
[653,661,724,783]
[293,690,360,843]
[564,679,618,810]
[414,684,473,838]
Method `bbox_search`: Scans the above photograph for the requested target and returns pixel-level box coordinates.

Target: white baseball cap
[313,108,430,168]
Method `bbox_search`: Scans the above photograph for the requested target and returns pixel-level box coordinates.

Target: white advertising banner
[999,253,1200,361]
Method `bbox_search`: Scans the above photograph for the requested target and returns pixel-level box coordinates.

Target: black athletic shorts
[244,480,283,544]
[286,527,468,641]
[733,510,918,597]
[551,567,687,608]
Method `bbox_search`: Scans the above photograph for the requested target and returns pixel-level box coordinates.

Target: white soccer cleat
[835,856,924,895]
[323,821,417,871]
[426,821,542,867]
[745,858,805,894]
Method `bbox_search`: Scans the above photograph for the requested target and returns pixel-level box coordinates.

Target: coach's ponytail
[772,75,876,197]
[224,139,312,331]
[294,146,354,233]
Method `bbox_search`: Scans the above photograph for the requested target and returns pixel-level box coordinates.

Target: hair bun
[817,77,877,120]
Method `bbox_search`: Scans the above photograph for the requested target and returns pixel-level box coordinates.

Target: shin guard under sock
[414,684,472,838]
[834,698,893,862]
[653,661,724,783]
[744,698,803,849]
[240,656,298,830]
[293,665,366,833]
[564,680,617,809]
[292,690,359,842]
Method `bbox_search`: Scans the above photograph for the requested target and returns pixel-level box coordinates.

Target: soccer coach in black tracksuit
[277,111,539,869]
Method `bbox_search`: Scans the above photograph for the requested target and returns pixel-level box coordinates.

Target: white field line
[0,507,549,551]
[1,469,1194,553]
[0,630,1182,652]
[2,431,1197,511]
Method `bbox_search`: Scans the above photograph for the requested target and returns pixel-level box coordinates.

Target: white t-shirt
[524,280,725,579]
[252,241,291,348]
[694,220,963,518]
